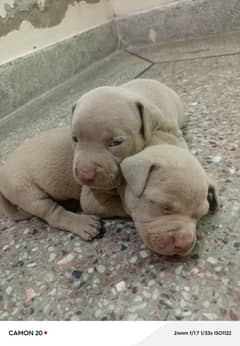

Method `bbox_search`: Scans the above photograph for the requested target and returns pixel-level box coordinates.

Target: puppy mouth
[74,171,122,189]
[89,175,123,190]
[177,238,196,256]
[153,241,196,256]
[163,237,196,257]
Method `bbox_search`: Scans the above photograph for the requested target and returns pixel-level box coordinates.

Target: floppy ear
[136,101,152,142]
[121,154,154,197]
[136,100,182,143]
[207,175,219,213]
[136,101,161,142]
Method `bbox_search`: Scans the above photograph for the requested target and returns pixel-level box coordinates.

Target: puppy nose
[173,235,194,253]
[78,169,96,182]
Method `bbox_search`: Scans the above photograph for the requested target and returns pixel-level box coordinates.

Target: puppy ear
[207,175,219,213]
[136,101,152,141]
[121,154,154,197]
[136,99,183,144]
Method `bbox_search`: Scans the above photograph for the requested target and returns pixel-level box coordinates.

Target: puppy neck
[146,129,188,149]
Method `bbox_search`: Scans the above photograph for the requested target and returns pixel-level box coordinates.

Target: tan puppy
[72,78,187,216]
[0,128,101,240]
[119,145,218,256]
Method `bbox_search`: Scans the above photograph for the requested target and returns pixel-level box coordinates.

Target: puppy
[0,128,101,240]
[72,78,187,216]
[119,144,218,256]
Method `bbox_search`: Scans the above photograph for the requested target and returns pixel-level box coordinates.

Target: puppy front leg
[80,186,127,218]
[18,189,101,240]
[44,203,101,240]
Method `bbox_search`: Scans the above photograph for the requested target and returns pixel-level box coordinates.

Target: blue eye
[109,137,124,148]
[72,136,78,143]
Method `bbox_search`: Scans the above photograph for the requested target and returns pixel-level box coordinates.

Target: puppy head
[121,145,219,256]
[71,86,157,189]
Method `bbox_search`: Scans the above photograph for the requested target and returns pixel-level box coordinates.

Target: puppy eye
[161,204,173,215]
[149,200,173,214]
[109,137,124,148]
[72,136,78,143]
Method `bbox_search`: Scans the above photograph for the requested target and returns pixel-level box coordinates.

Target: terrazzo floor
[0,32,240,321]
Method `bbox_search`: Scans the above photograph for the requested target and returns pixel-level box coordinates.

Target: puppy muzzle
[136,219,197,256]
[74,165,122,190]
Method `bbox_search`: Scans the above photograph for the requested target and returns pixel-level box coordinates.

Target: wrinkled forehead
[72,115,135,143]
[73,88,137,125]
[144,165,208,204]
[72,106,139,142]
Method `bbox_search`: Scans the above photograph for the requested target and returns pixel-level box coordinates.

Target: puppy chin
[92,179,122,190]
[84,174,123,190]
[148,241,196,257]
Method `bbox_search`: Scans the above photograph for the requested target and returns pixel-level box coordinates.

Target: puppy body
[72,79,187,216]
[0,128,78,201]
[0,128,101,240]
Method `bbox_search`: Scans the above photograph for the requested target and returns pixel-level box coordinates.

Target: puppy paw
[75,214,102,241]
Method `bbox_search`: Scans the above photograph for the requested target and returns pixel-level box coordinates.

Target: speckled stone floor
[1,32,240,321]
